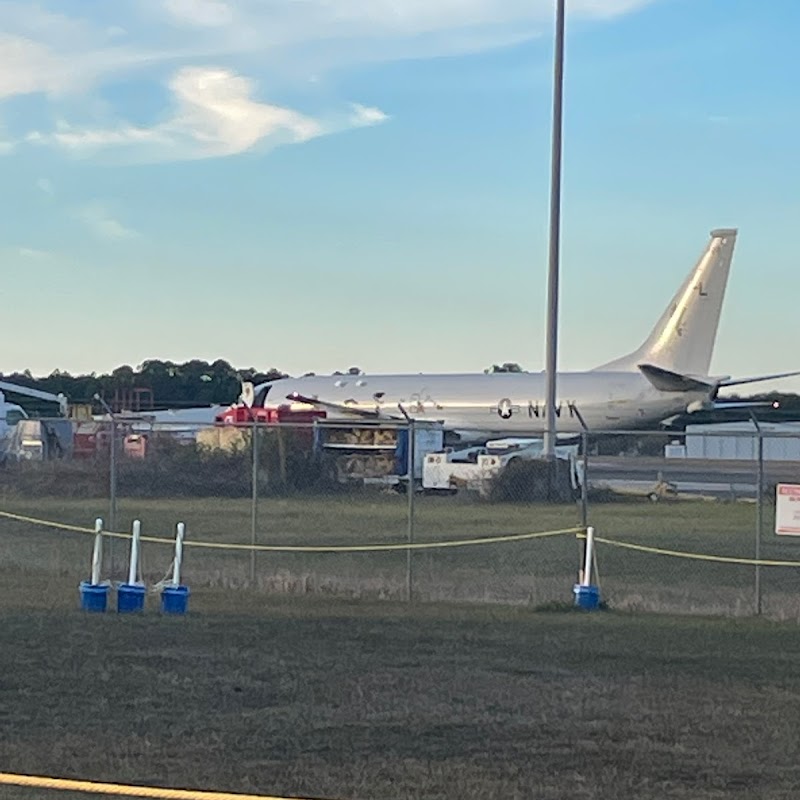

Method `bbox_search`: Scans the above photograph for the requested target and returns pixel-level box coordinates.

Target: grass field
[3,574,800,800]
[1,490,799,619]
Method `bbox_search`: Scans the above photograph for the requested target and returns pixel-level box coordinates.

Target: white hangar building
[667,421,800,461]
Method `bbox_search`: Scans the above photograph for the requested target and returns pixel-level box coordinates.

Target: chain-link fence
[2,416,799,617]
[583,427,800,620]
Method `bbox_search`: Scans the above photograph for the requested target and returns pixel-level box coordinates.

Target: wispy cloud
[0,0,661,96]
[16,246,52,259]
[704,114,753,126]
[75,203,139,241]
[350,104,390,128]
[164,0,235,28]
[0,114,14,153]
[0,0,659,162]
[36,177,55,195]
[0,33,70,98]
[28,66,373,162]
[631,109,753,128]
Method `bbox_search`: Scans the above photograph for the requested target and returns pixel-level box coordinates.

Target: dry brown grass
[3,577,800,800]
[0,493,798,618]
[4,484,800,799]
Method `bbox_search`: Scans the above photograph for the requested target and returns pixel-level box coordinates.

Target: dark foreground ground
[2,575,800,800]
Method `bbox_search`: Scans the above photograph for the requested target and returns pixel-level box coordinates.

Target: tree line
[1,360,288,412]
[2,359,798,417]
[0,361,376,413]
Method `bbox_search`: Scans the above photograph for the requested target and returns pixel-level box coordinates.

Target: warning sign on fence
[775,484,800,535]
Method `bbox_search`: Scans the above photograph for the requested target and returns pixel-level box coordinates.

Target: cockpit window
[5,409,27,427]
[253,384,272,407]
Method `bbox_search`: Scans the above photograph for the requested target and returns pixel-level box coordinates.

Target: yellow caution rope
[593,535,800,568]
[0,510,579,553]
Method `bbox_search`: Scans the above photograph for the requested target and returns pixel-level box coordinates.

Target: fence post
[755,429,764,616]
[93,395,118,581]
[406,419,415,603]
[580,429,589,530]
[91,518,104,586]
[581,526,595,586]
[569,404,590,580]
[173,522,185,587]
[250,419,259,586]
[277,424,287,488]
[748,410,763,616]
[109,416,117,579]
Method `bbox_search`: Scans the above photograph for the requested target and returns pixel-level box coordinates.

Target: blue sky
[2,0,799,391]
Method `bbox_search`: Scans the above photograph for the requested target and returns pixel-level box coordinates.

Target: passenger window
[5,409,26,427]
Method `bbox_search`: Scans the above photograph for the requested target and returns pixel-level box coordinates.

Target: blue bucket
[160,585,190,615]
[79,581,109,613]
[117,583,146,613]
[573,583,600,611]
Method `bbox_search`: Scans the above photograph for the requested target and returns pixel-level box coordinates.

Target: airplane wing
[285,392,403,420]
[640,363,799,418]
[717,370,800,388]
[685,399,780,414]
[640,364,800,394]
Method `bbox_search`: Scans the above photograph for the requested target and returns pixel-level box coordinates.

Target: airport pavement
[587,456,800,499]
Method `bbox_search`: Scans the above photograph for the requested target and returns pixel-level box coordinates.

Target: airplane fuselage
[260,371,707,435]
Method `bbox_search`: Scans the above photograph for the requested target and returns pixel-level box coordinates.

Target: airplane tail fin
[594,228,738,376]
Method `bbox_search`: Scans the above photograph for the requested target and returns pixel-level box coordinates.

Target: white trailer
[422,439,584,497]
[422,452,504,497]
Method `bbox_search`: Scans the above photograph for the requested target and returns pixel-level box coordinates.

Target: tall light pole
[543,0,566,459]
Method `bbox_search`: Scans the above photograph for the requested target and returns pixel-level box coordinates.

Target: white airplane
[0,392,29,440]
[249,228,799,438]
[0,381,67,439]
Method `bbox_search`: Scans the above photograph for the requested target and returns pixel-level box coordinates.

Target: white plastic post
[582,526,595,587]
[172,522,185,587]
[128,520,141,586]
[91,518,103,585]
